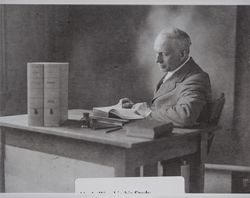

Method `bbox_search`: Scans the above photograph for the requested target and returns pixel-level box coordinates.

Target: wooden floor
[204,168,232,193]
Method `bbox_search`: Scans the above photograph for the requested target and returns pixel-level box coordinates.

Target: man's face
[154,35,183,73]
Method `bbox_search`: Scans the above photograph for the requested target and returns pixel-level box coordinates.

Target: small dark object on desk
[81,112,91,128]
[61,112,91,128]
[63,113,126,130]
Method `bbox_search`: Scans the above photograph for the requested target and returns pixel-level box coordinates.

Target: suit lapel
[156,74,167,91]
[153,77,176,100]
[152,57,197,102]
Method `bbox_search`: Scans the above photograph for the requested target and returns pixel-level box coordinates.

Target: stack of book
[90,102,174,138]
[91,101,144,130]
[27,62,69,127]
[89,115,129,130]
[92,101,144,120]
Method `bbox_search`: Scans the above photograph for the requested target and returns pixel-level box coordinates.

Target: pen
[105,126,122,133]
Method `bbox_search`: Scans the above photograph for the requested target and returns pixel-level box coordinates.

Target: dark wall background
[1,5,249,166]
[2,5,70,114]
[233,6,250,166]
[67,6,152,108]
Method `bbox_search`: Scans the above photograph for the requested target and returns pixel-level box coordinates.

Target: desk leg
[142,163,159,176]
[186,132,208,193]
[161,154,204,193]
[162,158,182,176]
[0,128,5,192]
[113,151,138,177]
[187,153,204,193]
[114,165,138,177]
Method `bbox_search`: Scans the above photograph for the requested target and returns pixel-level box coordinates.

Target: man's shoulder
[173,57,210,85]
[184,58,210,80]
[187,57,204,72]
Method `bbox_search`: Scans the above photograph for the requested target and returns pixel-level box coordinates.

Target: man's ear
[179,50,185,58]
[180,49,188,59]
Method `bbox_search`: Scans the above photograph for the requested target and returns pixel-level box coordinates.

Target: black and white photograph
[0,1,250,195]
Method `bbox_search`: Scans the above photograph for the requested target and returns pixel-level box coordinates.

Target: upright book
[27,62,68,127]
[27,63,44,126]
[43,63,69,127]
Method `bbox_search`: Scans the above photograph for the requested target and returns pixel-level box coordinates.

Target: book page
[93,101,144,120]
[111,108,144,120]
[93,102,122,113]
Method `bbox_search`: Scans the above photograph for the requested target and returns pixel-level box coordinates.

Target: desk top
[0,109,218,148]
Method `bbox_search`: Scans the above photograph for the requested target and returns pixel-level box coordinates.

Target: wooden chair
[208,93,225,125]
[206,93,225,153]
[157,94,225,193]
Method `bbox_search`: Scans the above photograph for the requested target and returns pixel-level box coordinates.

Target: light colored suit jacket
[150,57,211,127]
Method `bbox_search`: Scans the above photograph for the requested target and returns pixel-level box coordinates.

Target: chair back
[208,93,225,126]
[206,93,225,154]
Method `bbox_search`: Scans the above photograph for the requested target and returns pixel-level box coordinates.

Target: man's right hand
[119,98,134,109]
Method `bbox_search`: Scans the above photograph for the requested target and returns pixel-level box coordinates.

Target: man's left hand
[132,102,152,118]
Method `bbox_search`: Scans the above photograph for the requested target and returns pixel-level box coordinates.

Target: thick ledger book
[92,102,144,120]
[27,63,44,126]
[126,119,173,139]
[27,62,68,127]
[89,115,129,130]
[43,63,68,127]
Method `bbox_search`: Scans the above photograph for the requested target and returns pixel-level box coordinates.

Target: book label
[44,78,60,89]
[44,107,61,127]
[28,107,44,126]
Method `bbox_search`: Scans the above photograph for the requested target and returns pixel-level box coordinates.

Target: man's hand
[132,102,152,118]
[119,98,134,109]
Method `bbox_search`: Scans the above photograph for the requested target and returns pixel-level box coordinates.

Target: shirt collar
[169,56,190,75]
[163,56,190,83]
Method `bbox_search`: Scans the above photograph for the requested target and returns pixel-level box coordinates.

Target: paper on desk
[75,177,184,197]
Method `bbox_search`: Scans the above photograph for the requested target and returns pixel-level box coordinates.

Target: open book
[92,102,144,120]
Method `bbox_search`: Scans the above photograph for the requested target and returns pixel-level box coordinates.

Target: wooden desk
[0,110,217,193]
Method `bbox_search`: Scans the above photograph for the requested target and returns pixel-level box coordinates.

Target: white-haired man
[122,27,211,127]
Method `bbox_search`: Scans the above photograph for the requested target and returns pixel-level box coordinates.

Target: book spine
[90,115,127,125]
[126,127,154,139]
[60,64,69,122]
[27,63,44,126]
[44,63,68,126]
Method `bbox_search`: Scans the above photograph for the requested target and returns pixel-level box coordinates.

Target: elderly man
[122,27,211,127]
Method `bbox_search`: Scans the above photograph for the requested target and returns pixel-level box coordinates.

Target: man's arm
[150,73,211,127]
